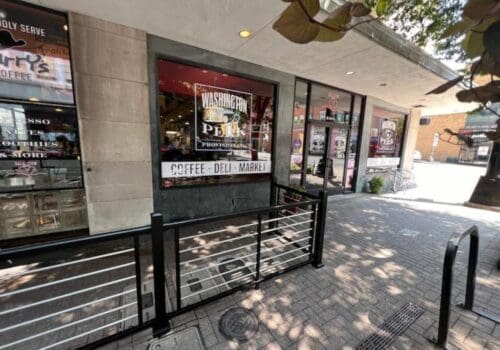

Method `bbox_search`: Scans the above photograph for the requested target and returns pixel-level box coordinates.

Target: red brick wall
[416,113,467,162]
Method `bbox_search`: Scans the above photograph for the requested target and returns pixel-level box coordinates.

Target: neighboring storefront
[0,0,87,244]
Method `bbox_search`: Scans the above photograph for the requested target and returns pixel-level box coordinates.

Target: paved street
[105,164,500,350]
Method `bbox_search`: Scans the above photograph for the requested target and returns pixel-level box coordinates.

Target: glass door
[289,80,364,194]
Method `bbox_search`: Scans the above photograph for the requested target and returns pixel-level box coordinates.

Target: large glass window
[0,103,82,191]
[290,81,307,184]
[157,59,274,188]
[367,107,407,167]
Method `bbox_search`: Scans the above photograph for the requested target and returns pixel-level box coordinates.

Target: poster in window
[378,119,397,153]
[0,0,73,104]
[195,83,252,151]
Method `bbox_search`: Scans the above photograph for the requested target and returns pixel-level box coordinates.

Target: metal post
[434,242,457,348]
[464,228,479,310]
[174,227,182,311]
[133,235,144,326]
[255,214,262,288]
[312,190,328,268]
[151,212,170,336]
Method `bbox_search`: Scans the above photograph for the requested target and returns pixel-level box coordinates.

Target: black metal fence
[0,182,327,350]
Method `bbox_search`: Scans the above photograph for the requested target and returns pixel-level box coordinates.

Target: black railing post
[464,228,479,310]
[435,241,457,348]
[255,214,262,288]
[151,212,170,336]
[430,225,481,349]
[312,190,328,268]
[133,235,144,326]
[174,227,182,311]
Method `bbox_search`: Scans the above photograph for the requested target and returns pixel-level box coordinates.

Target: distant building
[415,105,498,164]
[416,113,467,162]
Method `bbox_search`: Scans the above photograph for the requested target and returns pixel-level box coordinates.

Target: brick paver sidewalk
[103,194,500,350]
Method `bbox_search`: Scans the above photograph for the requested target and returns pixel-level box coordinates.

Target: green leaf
[350,3,371,17]
[314,3,352,42]
[273,1,320,43]
[375,0,391,17]
[483,21,500,63]
[462,30,485,59]
[315,22,346,41]
[441,18,476,38]
[300,0,321,16]
[425,76,464,95]
[456,81,500,103]
[463,0,500,20]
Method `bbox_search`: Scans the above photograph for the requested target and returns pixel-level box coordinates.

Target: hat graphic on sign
[0,30,26,50]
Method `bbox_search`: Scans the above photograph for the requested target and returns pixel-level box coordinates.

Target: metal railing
[0,182,327,349]
[0,227,151,350]
[430,225,484,349]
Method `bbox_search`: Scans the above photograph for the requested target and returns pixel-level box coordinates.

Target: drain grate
[357,303,424,350]
[219,307,259,342]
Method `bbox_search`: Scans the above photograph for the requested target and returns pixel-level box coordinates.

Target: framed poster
[0,0,74,104]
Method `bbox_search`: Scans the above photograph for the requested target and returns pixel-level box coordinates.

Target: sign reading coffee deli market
[195,83,252,151]
[162,160,271,178]
[0,0,74,104]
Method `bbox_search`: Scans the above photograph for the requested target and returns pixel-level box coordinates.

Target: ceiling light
[28,97,40,102]
[55,108,63,112]
[63,24,68,31]
[178,115,182,118]
[346,71,355,75]
[239,30,251,38]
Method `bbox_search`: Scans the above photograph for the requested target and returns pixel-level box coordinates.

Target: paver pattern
[102,189,500,350]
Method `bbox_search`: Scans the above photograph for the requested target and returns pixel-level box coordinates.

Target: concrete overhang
[26,0,475,116]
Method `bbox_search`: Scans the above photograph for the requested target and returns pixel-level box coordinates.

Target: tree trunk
[469,142,500,207]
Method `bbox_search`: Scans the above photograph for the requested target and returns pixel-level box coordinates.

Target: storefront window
[290,81,307,184]
[309,84,352,123]
[367,107,407,167]
[0,1,86,242]
[289,79,364,194]
[157,59,274,188]
[0,103,82,191]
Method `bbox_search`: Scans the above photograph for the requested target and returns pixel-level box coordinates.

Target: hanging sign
[162,160,271,178]
[194,83,252,151]
[0,0,74,104]
[377,119,397,153]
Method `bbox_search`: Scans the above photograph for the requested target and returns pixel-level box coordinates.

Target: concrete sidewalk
[102,192,500,350]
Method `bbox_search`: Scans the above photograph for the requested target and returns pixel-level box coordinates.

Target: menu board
[0,0,74,104]
[195,83,252,151]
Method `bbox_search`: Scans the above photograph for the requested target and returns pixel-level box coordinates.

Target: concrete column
[400,108,421,171]
[69,13,153,233]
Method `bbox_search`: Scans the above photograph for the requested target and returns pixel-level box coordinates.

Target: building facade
[0,0,471,246]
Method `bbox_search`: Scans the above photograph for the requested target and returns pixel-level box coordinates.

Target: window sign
[368,107,407,168]
[0,0,73,104]
[0,102,82,191]
[377,119,397,153]
[157,59,274,188]
[195,84,252,151]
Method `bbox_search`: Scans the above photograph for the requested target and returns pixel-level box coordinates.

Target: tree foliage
[272,0,500,142]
